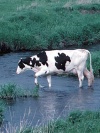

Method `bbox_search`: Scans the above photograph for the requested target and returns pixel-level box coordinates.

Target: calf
[16,49,94,88]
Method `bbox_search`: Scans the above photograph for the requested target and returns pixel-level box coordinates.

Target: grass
[50,111,100,133]
[31,111,100,133]
[86,51,100,77]
[0,0,100,51]
[32,84,39,97]
[91,51,100,76]
[4,110,100,133]
[0,84,18,99]
[0,83,39,99]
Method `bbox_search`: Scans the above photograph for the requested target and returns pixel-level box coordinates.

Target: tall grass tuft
[0,83,40,99]
[0,84,17,99]
[0,101,5,125]
[32,84,39,97]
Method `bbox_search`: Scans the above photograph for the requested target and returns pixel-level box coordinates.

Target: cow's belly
[48,63,72,74]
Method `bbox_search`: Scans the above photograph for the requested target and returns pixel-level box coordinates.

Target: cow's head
[16,51,48,74]
[16,57,32,74]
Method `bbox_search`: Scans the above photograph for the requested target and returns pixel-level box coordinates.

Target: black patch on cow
[55,53,71,71]
[37,51,48,66]
[20,57,41,68]
[18,60,25,69]
[19,51,48,69]
[22,57,31,65]
[31,58,41,67]
[18,57,32,69]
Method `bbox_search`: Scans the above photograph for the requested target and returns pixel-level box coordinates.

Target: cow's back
[45,49,88,73]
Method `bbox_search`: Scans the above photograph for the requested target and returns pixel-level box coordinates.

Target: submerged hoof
[39,85,45,88]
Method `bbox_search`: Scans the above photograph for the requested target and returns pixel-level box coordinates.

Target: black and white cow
[16,49,94,88]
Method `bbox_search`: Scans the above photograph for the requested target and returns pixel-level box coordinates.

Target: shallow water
[0,50,100,131]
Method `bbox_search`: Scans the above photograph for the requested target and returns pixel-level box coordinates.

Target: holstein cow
[16,49,94,88]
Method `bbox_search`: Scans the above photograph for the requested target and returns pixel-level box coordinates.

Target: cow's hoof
[88,86,94,90]
[39,85,45,88]
[79,86,83,89]
[35,84,39,88]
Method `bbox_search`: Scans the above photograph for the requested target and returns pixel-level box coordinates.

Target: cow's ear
[20,58,23,62]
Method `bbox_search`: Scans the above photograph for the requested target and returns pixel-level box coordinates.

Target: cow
[16,49,94,88]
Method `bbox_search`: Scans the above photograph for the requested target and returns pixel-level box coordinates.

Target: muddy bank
[0,42,11,54]
[0,41,100,54]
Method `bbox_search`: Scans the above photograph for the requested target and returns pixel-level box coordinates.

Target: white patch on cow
[16,66,22,74]
[16,63,32,74]
[30,61,32,65]
[65,61,70,66]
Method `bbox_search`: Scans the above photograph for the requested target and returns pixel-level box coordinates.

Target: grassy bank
[41,111,100,133]
[5,110,100,133]
[0,0,100,51]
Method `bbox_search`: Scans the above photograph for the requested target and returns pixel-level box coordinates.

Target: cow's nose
[16,71,19,74]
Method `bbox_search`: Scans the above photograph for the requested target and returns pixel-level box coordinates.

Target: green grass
[0,0,100,50]
[12,110,100,133]
[0,83,39,99]
[32,84,39,97]
[86,51,100,76]
[92,51,100,76]
[51,111,100,133]
[0,83,18,99]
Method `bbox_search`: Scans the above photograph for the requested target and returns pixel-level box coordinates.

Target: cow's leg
[47,75,51,88]
[34,76,38,85]
[34,70,45,85]
[77,70,84,88]
[84,68,94,87]
[35,69,49,86]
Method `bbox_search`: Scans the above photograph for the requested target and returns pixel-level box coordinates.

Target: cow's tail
[88,50,94,83]
[88,51,93,73]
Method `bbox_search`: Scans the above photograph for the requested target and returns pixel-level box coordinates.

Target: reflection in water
[40,93,57,122]
[68,88,94,111]
[0,52,100,131]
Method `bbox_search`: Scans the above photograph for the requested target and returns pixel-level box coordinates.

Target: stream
[0,46,100,132]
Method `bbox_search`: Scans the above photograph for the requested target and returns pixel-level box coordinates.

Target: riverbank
[27,111,100,133]
[0,0,100,52]
[3,110,100,133]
